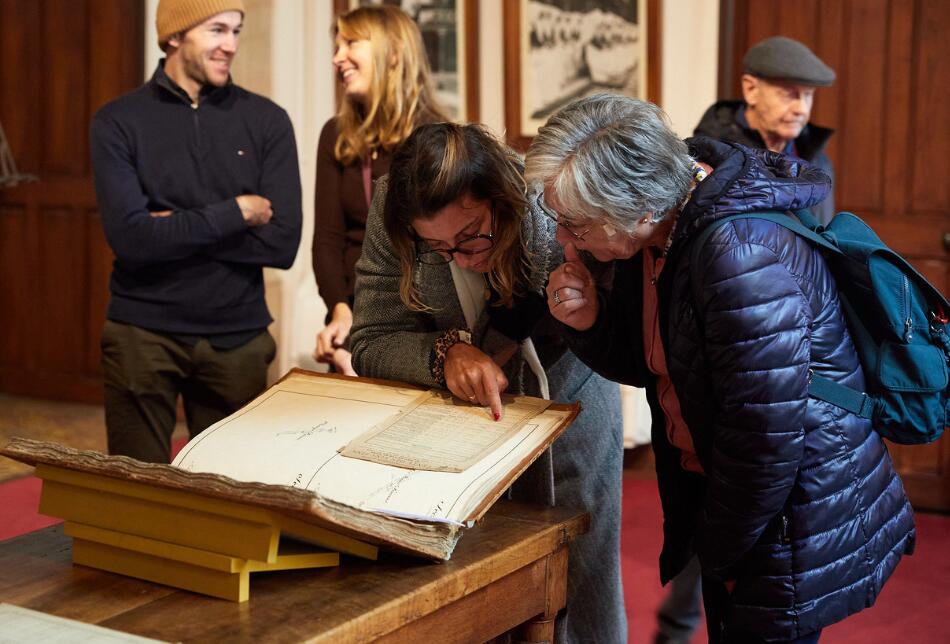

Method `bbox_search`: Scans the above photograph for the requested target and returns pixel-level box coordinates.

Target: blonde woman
[312,5,448,375]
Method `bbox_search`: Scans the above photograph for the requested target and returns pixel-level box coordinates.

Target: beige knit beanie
[156,0,246,48]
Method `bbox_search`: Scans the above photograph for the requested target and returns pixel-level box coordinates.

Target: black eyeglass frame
[535,190,591,241]
[413,206,496,265]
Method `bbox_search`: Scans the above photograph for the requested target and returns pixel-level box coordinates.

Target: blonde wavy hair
[334,5,450,166]
[384,123,533,312]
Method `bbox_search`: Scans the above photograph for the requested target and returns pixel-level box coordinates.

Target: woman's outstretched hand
[546,242,599,331]
[444,342,508,421]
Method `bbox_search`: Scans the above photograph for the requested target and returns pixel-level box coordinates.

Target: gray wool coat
[348,177,628,644]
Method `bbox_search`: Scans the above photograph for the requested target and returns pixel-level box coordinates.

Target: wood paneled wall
[0,1,144,402]
[721,0,950,510]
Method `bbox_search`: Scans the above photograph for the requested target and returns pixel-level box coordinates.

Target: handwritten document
[340,391,551,472]
[172,372,569,524]
[0,603,166,643]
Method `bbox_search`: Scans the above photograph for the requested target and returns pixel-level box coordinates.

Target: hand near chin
[444,343,509,421]
[546,242,599,331]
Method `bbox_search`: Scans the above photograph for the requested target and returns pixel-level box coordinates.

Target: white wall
[661,0,720,138]
[145,0,162,75]
[478,0,506,135]
[259,0,335,380]
[141,0,720,383]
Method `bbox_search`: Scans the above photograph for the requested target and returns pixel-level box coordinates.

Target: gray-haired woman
[525,94,914,644]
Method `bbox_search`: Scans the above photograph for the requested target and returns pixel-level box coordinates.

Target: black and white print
[522,0,645,134]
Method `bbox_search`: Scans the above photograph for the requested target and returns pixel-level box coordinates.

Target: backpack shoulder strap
[689,212,800,311]
[688,210,845,308]
[740,210,843,255]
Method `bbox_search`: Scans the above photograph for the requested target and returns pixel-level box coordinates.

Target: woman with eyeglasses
[349,122,628,644]
[525,94,914,644]
[311,5,449,376]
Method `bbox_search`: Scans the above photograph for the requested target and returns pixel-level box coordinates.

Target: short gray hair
[525,94,695,233]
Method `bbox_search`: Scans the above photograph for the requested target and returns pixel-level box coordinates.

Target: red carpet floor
[2,470,948,642]
[621,477,950,643]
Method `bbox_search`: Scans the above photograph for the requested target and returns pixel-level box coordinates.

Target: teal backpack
[690,209,950,444]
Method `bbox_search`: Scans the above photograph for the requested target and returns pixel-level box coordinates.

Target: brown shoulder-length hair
[384,123,533,312]
[334,6,450,166]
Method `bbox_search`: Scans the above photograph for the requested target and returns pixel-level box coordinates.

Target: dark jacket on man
[567,137,914,640]
[90,62,302,339]
[695,99,835,225]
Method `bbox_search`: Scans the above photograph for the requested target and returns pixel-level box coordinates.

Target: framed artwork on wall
[333,0,479,122]
[504,0,661,149]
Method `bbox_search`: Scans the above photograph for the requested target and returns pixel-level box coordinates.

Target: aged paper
[172,371,566,523]
[339,392,552,472]
[0,603,167,643]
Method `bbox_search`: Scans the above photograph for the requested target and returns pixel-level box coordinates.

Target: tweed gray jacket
[350,177,560,394]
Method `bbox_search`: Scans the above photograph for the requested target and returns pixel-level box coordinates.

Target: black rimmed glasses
[414,207,496,265]
[535,189,591,241]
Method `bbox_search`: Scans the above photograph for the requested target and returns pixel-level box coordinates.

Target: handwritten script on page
[172,372,566,523]
[339,392,551,472]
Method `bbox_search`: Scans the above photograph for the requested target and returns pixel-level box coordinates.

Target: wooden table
[0,502,588,643]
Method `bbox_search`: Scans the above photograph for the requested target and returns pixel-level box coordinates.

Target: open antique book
[3,369,579,562]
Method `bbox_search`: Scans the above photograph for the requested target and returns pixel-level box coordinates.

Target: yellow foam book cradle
[35,463,376,602]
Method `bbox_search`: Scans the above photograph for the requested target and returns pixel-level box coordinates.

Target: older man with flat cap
[694,36,837,224]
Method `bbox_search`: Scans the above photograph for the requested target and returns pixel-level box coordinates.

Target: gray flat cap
[743,36,835,86]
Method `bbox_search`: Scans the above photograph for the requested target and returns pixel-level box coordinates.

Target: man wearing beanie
[694,35,837,225]
[90,0,302,463]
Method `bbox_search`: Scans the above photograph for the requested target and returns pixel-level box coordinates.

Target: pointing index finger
[484,376,503,422]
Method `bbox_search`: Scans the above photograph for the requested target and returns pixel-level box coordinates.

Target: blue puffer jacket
[569,137,915,639]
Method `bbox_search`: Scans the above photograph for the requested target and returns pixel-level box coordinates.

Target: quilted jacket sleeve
[692,222,812,578]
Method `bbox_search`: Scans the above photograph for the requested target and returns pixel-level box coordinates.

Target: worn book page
[0,603,167,643]
[339,392,551,472]
[171,371,568,524]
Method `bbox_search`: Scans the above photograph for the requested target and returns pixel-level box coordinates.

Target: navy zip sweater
[90,62,302,337]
